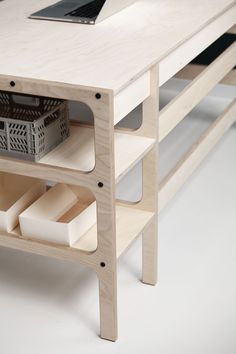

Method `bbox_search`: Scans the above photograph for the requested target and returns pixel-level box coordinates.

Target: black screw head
[100,262,106,268]
[10,81,16,87]
[95,93,101,99]
[98,182,104,188]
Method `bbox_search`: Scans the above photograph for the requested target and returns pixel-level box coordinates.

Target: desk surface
[0,0,235,93]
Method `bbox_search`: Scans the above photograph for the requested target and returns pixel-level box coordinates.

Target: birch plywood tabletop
[0,0,235,93]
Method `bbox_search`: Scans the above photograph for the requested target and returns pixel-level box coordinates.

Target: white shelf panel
[39,126,155,182]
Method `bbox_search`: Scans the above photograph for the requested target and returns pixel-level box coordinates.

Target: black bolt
[100,262,106,268]
[98,182,104,188]
[10,81,16,87]
[95,93,101,99]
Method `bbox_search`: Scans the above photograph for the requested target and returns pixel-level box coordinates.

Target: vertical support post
[91,92,118,341]
[141,147,158,285]
[142,218,157,285]
[135,65,159,285]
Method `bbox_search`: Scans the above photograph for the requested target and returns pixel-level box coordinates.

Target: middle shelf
[0,125,155,184]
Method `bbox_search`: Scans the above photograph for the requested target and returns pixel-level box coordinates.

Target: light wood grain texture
[142,221,157,285]
[85,92,117,342]
[0,0,235,341]
[39,125,155,183]
[159,43,236,141]
[74,205,154,257]
[0,0,234,93]
[0,77,158,341]
[159,99,236,212]
[141,149,158,285]
[175,64,236,86]
[117,66,159,284]
[114,71,150,125]
[159,6,236,86]
[0,205,154,257]
[139,67,159,285]
[0,227,101,267]
[0,125,154,186]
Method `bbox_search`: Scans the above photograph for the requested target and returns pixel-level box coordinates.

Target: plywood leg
[128,65,159,286]
[142,217,157,285]
[140,67,159,286]
[90,91,118,341]
[98,271,118,341]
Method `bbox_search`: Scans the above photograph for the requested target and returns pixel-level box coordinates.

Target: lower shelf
[0,205,154,261]
[74,205,154,258]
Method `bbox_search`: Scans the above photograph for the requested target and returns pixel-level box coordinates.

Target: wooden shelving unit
[0,0,235,342]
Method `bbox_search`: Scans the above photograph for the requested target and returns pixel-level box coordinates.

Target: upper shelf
[0,125,155,184]
[40,125,155,182]
[0,0,235,93]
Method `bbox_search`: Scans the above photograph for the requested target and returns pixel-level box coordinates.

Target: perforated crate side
[33,103,70,161]
[0,92,69,161]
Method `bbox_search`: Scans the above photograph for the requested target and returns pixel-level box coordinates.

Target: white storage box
[0,173,45,232]
[19,183,97,246]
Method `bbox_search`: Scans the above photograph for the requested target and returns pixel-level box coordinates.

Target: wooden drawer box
[19,183,97,246]
[0,173,45,232]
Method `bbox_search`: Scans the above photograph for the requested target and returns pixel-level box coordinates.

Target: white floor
[0,87,236,354]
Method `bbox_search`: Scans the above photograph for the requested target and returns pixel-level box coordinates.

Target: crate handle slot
[12,95,41,107]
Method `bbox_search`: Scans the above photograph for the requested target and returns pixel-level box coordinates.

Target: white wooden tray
[19,183,97,246]
[0,173,45,232]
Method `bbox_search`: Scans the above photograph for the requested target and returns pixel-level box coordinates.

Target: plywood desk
[0,0,235,341]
